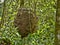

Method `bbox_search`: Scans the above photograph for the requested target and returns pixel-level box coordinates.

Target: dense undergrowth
[0,0,56,45]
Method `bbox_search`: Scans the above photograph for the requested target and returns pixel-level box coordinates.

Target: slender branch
[0,0,6,28]
[20,0,24,7]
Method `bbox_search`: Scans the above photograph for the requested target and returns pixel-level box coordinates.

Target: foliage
[0,0,56,45]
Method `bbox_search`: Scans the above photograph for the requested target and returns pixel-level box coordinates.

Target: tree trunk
[55,0,60,45]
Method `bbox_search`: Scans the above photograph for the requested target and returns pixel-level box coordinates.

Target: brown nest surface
[14,8,38,38]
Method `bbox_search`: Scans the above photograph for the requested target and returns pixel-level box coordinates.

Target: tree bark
[55,0,60,45]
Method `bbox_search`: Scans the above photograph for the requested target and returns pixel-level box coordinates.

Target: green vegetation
[0,0,56,45]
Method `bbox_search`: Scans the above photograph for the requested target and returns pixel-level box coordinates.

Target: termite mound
[14,8,38,38]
